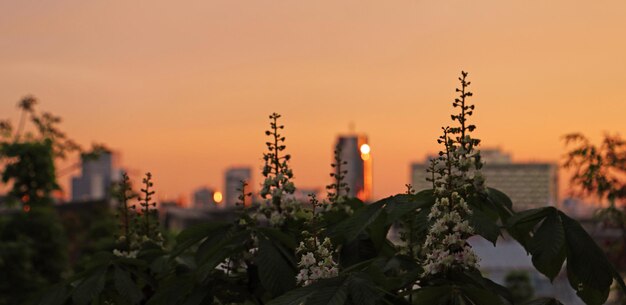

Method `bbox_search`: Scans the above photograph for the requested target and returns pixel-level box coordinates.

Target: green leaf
[257,227,297,249]
[506,207,554,248]
[468,207,501,245]
[412,285,456,304]
[181,288,211,305]
[561,212,613,305]
[467,187,514,228]
[366,211,390,251]
[460,285,506,305]
[383,190,435,225]
[329,200,385,243]
[267,285,317,305]
[339,236,378,268]
[414,283,506,305]
[528,211,566,281]
[256,237,297,297]
[459,269,513,304]
[522,297,564,305]
[196,230,249,281]
[72,267,107,305]
[346,273,384,305]
[413,207,431,238]
[486,187,513,211]
[267,274,382,305]
[508,207,626,305]
[195,225,238,263]
[114,267,143,304]
[306,281,349,305]
[268,277,344,305]
[172,222,232,257]
[38,283,69,305]
[146,274,195,305]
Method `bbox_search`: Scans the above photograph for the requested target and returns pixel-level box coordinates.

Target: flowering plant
[43,72,626,305]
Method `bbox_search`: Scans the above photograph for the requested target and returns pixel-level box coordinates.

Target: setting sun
[213,191,223,204]
[360,144,371,155]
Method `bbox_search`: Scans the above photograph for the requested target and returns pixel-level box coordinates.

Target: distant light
[213,191,223,203]
[23,204,31,213]
[360,144,371,155]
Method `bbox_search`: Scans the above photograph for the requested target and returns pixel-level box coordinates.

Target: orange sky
[1,1,625,202]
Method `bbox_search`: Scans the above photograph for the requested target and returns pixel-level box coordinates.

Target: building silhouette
[224,167,252,207]
[411,148,558,211]
[335,134,372,202]
[71,152,118,202]
[192,187,217,209]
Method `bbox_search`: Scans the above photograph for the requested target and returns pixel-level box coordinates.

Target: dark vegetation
[0,73,625,305]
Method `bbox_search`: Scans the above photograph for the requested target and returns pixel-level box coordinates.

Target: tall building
[71,152,118,202]
[411,148,558,211]
[192,187,218,209]
[335,134,372,202]
[224,167,252,207]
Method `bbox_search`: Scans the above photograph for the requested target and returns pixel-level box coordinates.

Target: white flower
[296,235,338,286]
[453,220,474,234]
[309,266,323,280]
[296,269,309,285]
[430,219,447,234]
[317,247,329,257]
[458,198,471,214]
[299,252,316,267]
[434,185,446,194]
[442,233,460,246]
[113,249,138,258]
[249,247,258,255]
[442,210,462,223]
[428,205,441,220]
[328,267,339,277]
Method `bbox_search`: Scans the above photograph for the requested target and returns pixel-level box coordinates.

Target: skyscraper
[335,134,372,202]
[71,151,118,202]
[224,167,252,207]
[192,187,217,209]
[411,148,558,211]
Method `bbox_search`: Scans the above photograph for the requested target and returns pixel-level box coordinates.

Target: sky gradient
[1,1,625,202]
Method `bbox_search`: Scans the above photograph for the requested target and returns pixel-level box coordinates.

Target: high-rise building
[335,134,372,202]
[411,148,558,211]
[71,152,118,202]
[192,187,218,209]
[224,167,252,207]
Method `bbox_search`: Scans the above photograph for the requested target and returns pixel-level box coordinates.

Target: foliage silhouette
[35,73,626,305]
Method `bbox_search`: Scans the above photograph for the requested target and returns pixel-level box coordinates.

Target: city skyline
[1,1,625,201]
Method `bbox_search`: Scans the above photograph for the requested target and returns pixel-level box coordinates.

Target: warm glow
[213,191,223,203]
[2,1,625,201]
[360,144,371,155]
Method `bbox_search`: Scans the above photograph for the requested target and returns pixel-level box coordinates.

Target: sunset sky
[1,1,625,202]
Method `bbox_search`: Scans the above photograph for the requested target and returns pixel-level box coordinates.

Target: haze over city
[2,0,625,201]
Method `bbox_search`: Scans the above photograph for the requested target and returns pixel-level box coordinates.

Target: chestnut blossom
[295,235,338,286]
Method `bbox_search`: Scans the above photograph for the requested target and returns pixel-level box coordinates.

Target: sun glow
[360,144,370,155]
[213,191,223,203]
